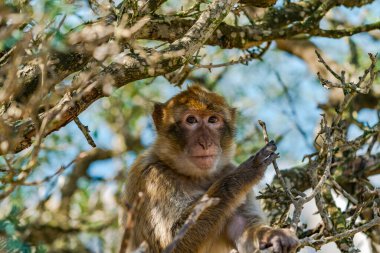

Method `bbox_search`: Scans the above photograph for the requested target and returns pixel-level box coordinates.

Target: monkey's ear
[152,102,164,131]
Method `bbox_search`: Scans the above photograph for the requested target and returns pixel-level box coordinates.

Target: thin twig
[316,51,378,94]
[21,159,76,186]
[330,178,358,205]
[191,42,270,70]
[300,216,380,247]
[74,117,96,147]
[258,120,295,201]
[315,50,342,81]
[304,131,333,203]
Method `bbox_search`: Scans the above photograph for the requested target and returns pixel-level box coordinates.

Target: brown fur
[121,85,298,253]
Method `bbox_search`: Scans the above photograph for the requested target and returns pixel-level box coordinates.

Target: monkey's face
[180,110,223,171]
[152,85,236,178]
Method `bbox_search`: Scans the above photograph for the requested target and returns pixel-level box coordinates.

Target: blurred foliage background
[0,0,380,252]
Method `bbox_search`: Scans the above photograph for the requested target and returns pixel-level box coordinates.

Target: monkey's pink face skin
[181,110,223,170]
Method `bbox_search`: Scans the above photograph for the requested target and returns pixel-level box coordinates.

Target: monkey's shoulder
[128,150,175,177]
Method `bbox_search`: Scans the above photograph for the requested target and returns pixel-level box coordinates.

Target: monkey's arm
[171,141,278,253]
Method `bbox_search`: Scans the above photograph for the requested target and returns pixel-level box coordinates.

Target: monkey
[121,85,299,253]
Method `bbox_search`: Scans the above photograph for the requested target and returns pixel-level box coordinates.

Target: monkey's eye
[208,116,218,123]
[186,116,198,124]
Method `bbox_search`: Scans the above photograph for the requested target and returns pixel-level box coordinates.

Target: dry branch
[0,0,238,155]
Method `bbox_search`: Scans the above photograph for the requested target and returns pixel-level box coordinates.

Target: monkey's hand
[236,140,278,182]
[258,227,299,253]
[251,140,279,167]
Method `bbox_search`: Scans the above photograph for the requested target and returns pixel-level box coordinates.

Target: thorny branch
[301,216,380,248]
[316,51,378,94]
[258,52,379,250]
[190,42,271,70]
[73,117,97,148]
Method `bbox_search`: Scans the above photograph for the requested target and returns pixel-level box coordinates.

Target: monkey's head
[152,85,236,178]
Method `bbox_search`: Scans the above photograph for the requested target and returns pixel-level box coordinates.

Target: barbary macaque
[121,85,299,253]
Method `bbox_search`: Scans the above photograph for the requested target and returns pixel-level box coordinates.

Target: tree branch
[4,0,378,113]
[0,0,238,155]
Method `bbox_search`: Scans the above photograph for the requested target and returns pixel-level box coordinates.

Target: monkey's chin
[190,156,217,171]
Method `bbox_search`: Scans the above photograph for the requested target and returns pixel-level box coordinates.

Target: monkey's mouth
[190,155,217,169]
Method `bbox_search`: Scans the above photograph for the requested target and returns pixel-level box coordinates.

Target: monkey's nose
[198,138,212,150]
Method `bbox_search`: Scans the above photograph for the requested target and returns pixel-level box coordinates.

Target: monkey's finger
[289,237,300,252]
[279,237,289,253]
[267,140,277,150]
[287,239,295,253]
[259,242,272,250]
[256,140,277,159]
[262,153,280,167]
[288,243,295,253]
[271,237,283,253]
[283,235,298,253]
